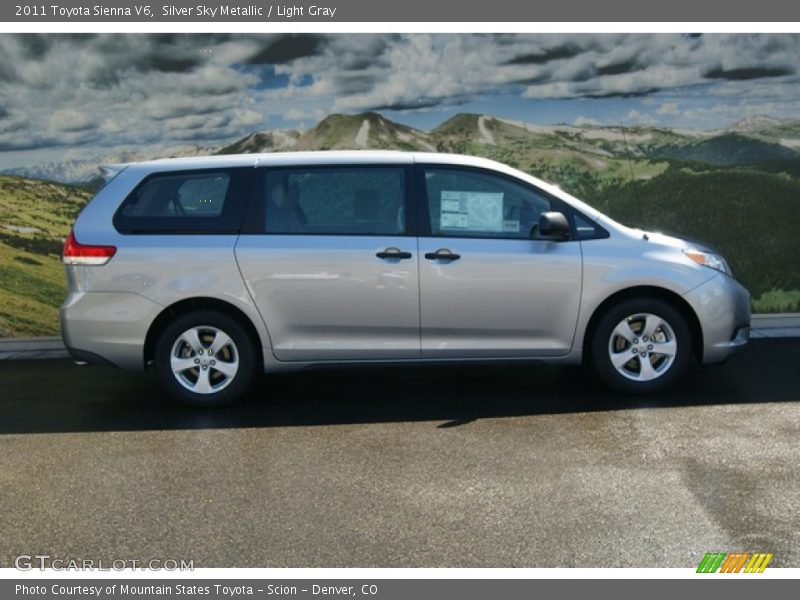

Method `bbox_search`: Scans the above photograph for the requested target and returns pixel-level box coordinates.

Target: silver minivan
[61,151,750,406]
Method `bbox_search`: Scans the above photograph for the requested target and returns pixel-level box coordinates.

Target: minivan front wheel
[154,310,257,407]
[591,298,691,393]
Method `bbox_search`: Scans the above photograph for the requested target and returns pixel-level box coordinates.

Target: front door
[416,165,583,358]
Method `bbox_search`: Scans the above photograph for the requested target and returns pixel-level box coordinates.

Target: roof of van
[113,150,511,171]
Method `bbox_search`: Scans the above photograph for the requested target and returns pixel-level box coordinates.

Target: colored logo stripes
[697,552,773,573]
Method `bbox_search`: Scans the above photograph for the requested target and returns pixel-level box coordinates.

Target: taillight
[62,230,117,266]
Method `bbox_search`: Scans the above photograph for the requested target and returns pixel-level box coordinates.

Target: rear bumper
[60,291,162,370]
[683,273,751,364]
[65,346,118,367]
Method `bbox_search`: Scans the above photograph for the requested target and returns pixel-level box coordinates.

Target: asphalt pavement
[0,339,798,568]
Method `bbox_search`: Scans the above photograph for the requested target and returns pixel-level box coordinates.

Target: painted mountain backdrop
[1,111,799,336]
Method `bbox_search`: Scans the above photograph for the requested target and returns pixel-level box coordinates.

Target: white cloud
[656,102,680,115]
[283,107,325,122]
[47,109,94,135]
[625,109,658,126]
[231,108,264,128]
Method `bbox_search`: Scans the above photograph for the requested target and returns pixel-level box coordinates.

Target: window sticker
[440,191,504,232]
[441,212,468,229]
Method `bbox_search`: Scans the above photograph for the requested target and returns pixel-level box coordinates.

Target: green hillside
[0,176,92,336]
[650,134,798,165]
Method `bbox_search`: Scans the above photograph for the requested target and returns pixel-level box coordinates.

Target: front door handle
[376,247,412,260]
[424,248,461,261]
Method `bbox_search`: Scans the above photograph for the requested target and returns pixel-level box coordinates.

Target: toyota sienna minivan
[61,151,750,406]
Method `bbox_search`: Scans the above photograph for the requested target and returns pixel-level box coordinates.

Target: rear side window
[259,167,406,235]
[114,168,251,234]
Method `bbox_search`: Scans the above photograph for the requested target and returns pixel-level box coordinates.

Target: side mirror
[537,211,571,241]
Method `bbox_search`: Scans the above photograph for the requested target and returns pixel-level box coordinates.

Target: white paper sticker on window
[441,198,462,214]
[440,191,504,232]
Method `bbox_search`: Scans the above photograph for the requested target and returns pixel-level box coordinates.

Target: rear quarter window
[113,168,251,234]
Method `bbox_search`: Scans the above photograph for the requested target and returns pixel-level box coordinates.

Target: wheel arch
[144,297,264,369]
[582,286,703,363]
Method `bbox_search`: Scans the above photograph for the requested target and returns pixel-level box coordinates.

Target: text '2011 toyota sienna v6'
[61,151,750,407]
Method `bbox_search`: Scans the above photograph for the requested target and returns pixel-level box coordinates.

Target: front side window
[423,168,553,239]
[262,167,406,235]
[114,169,248,233]
[573,212,609,240]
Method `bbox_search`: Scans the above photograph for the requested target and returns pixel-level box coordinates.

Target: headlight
[683,248,732,276]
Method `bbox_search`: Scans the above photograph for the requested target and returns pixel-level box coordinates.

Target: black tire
[590,297,692,394]
[154,310,257,407]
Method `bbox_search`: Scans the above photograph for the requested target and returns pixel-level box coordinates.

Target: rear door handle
[376,247,412,260]
[424,248,461,261]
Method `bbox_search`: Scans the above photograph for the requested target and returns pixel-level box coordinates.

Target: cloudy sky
[1,33,800,168]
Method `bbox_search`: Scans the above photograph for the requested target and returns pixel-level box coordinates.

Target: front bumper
[683,273,751,364]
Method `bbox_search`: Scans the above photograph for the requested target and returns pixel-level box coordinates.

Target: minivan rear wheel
[154,310,256,407]
[591,298,691,393]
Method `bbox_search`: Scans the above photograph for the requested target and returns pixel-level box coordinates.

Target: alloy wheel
[169,325,240,394]
[607,313,678,382]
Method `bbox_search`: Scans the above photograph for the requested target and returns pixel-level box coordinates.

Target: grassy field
[0,176,91,337]
[749,289,800,313]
